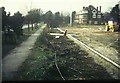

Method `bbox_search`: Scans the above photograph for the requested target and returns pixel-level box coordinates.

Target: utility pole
[30,0,32,11]
[118,1,120,10]
[25,0,32,13]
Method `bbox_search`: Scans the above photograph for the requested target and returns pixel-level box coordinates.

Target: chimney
[100,6,101,12]
[97,7,98,11]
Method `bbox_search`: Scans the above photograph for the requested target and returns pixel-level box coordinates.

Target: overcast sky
[0,0,119,15]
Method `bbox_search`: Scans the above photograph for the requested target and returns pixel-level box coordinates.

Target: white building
[74,5,103,25]
[75,8,88,24]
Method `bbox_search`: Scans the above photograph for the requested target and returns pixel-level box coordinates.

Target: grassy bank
[14,28,113,80]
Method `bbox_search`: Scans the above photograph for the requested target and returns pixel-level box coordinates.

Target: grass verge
[14,27,113,80]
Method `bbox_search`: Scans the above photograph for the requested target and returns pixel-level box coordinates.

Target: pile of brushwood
[15,28,113,80]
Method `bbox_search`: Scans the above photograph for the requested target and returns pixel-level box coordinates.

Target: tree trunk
[32,24,33,30]
[28,23,30,32]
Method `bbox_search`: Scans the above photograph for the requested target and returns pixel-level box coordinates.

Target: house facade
[74,5,104,25]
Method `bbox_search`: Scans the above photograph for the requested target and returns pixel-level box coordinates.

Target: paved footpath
[2,24,46,81]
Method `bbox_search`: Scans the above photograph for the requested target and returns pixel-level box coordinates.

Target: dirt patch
[61,27,119,64]
[60,26,120,79]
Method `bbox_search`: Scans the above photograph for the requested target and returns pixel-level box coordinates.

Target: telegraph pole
[25,0,32,13]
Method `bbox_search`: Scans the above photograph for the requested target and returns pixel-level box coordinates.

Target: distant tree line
[43,10,70,28]
[2,7,70,44]
[24,8,43,31]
